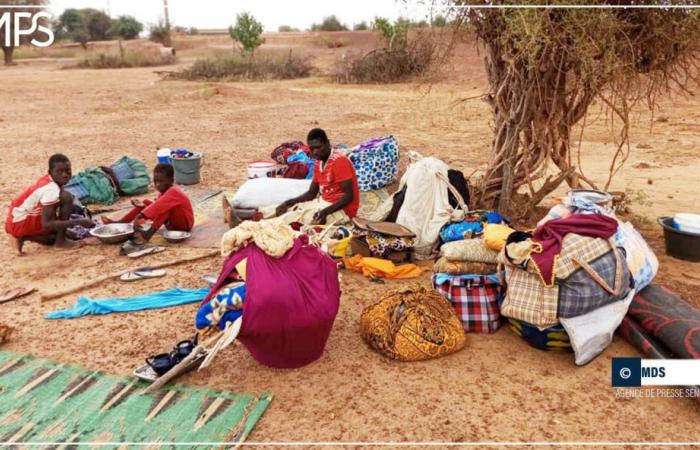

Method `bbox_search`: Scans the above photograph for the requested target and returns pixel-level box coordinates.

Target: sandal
[135,337,199,382]
[120,240,165,258]
[119,268,166,282]
[0,287,35,304]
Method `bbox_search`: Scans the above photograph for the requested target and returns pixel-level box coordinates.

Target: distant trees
[310,15,348,32]
[54,9,144,46]
[108,15,143,40]
[149,20,171,46]
[84,9,111,41]
[229,12,265,55]
[431,15,447,27]
[278,25,300,32]
[0,0,49,65]
[353,21,369,31]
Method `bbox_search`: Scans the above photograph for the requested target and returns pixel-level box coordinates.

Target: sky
[47,0,448,31]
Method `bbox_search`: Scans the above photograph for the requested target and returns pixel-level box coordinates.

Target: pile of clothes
[271,141,315,179]
[432,212,512,334]
[64,156,150,205]
[425,191,660,366]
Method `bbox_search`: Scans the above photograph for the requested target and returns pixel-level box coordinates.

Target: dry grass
[13,45,80,59]
[334,37,439,83]
[166,51,312,81]
[77,49,176,69]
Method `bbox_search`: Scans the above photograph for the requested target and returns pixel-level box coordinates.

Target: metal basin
[162,230,191,243]
[90,223,134,244]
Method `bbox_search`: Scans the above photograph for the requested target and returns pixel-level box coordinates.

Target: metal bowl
[90,223,134,244]
[162,230,191,243]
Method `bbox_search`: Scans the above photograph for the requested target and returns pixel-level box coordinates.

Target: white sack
[232,178,312,209]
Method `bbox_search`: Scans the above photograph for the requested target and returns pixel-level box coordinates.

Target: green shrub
[166,52,311,81]
[229,12,265,54]
[108,15,143,40]
[335,35,439,83]
[149,20,171,46]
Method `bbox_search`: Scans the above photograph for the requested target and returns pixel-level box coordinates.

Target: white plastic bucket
[674,213,700,234]
[157,148,171,164]
[247,160,277,179]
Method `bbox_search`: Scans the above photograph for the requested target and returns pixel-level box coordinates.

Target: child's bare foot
[101,216,116,225]
[10,237,25,256]
[54,238,82,250]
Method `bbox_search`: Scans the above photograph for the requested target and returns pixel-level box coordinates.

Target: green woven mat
[0,351,272,447]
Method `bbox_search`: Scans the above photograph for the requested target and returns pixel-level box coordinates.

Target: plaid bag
[432,273,502,333]
[501,234,632,329]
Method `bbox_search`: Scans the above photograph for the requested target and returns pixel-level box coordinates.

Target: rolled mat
[618,284,700,404]
[618,316,672,359]
[626,284,700,359]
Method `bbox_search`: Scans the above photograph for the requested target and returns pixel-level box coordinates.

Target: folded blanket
[440,239,499,264]
[433,257,497,275]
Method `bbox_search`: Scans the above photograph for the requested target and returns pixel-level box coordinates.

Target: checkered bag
[501,234,632,329]
[432,273,503,333]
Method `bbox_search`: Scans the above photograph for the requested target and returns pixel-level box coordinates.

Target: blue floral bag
[348,136,399,191]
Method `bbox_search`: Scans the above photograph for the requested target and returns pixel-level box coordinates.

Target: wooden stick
[41,249,219,302]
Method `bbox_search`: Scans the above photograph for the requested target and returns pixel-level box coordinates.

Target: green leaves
[229,12,265,55]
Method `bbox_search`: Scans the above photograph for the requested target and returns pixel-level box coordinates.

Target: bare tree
[0,0,48,65]
[454,0,700,217]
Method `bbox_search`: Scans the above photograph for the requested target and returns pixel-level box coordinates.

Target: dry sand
[1,33,699,447]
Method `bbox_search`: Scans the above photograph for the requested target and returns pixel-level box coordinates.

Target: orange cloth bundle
[344,255,423,279]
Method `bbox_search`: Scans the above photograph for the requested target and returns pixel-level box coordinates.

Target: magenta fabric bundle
[202,236,340,368]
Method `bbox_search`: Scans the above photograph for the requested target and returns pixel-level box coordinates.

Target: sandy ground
[1,33,699,447]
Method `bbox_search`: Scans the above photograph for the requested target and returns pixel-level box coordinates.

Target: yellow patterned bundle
[360,285,467,361]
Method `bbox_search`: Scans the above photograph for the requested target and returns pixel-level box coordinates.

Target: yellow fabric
[235,258,247,280]
[220,219,297,257]
[344,255,422,279]
[329,237,351,258]
[360,284,467,361]
[483,223,515,252]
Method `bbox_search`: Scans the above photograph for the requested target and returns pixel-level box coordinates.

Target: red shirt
[142,185,194,230]
[312,151,359,218]
[7,174,60,224]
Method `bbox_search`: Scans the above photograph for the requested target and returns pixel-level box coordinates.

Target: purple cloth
[202,236,340,369]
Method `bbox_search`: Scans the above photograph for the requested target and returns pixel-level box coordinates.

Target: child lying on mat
[104,163,194,243]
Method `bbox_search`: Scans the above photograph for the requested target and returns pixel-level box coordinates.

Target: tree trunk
[2,47,13,65]
[473,37,597,218]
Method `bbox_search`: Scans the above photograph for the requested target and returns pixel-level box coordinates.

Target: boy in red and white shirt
[5,154,94,255]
